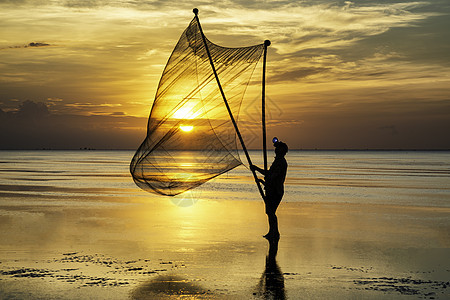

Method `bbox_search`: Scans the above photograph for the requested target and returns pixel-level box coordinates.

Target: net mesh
[130,16,264,196]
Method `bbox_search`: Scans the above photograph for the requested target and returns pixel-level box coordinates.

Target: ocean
[1,150,449,299]
[1,150,449,207]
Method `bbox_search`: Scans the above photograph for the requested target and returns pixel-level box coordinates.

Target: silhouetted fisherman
[251,138,288,239]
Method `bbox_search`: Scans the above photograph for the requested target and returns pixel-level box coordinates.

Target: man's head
[273,139,288,157]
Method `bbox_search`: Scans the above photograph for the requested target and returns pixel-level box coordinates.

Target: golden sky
[1,0,449,149]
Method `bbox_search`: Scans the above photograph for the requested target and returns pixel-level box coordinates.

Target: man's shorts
[265,191,283,215]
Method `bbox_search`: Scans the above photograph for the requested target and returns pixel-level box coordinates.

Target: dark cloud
[269,67,330,83]
[2,42,52,50]
[332,10,450,66]
[275,109,450,150]
[110,111,126,116]
[28,42,50,47]
[0,100,146,150]
[16,100,50,117]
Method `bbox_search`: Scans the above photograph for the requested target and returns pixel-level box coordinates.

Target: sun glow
[172,103,201,120]
[179,125,194,132]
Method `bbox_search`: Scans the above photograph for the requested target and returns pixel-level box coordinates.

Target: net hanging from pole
[130,15,265,196]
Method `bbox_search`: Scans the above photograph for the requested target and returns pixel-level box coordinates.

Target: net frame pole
[193,9,266,201]
[262,40,270,173]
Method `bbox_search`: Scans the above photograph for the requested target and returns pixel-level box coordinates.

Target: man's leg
[264,194,281,238]
[267,212,280,238]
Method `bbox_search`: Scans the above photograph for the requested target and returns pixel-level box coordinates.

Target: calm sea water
[0,150,449,207]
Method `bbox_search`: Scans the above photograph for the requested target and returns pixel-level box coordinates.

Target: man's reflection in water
[255,237,286,299]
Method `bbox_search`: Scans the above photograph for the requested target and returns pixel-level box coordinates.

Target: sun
[179,125,194,132]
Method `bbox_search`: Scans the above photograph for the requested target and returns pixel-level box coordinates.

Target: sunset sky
[1,0,449,150]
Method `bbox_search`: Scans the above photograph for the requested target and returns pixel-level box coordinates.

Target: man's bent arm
[250,164,266,175]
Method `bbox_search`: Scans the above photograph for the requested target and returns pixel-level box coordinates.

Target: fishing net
[130,16,265,196]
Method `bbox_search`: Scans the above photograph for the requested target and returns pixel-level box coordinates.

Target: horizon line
[1,148,449,151]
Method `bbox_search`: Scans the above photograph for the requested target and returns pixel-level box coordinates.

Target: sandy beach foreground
[0,198,449,299]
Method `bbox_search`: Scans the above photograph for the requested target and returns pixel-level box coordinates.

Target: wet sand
[0,199,449,299]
